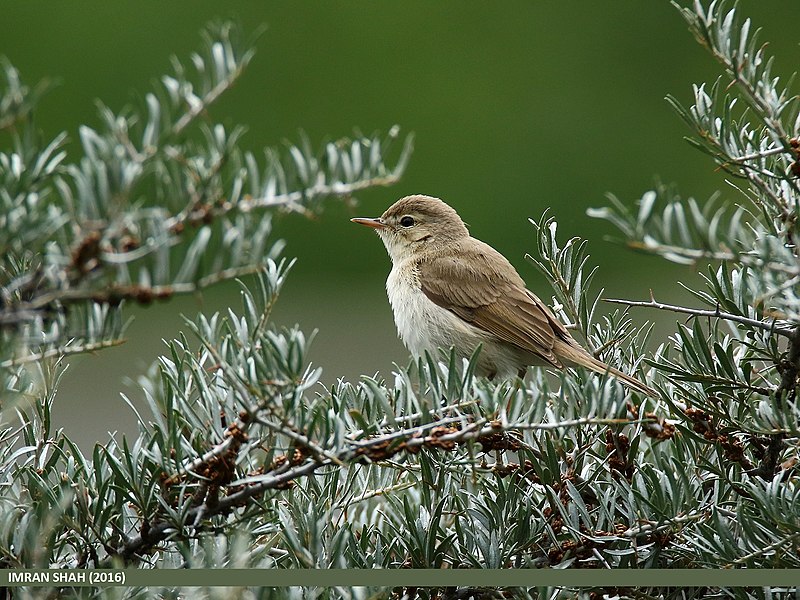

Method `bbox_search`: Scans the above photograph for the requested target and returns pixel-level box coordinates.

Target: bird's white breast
[385,259,521,376]
[387,261,445,356]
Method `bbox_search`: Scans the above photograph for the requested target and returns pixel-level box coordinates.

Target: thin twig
[172,65,246,137]
[331,480,415,512]
[622,509,711,538]
[346,415,477,448]
[252,415,344,466]
[726,531,800,566]
[0,338,126,368]
[604,295,794,337]
[6,265,265,318]
[162,172,404,233]
[730,146,791,163]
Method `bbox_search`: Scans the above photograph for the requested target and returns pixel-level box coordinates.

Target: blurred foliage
[1,2,800,600]
[0,21,411,373]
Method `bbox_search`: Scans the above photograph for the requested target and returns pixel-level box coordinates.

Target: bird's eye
[400,216,415,227]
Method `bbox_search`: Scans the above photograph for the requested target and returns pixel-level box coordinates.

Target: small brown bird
[352,194,657,397]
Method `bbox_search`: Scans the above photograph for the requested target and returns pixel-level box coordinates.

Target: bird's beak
[350,217,387,230]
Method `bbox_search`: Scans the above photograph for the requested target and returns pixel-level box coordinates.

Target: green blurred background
[2,2,798,448]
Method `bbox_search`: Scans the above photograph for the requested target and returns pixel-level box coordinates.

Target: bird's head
[351,195,469,263]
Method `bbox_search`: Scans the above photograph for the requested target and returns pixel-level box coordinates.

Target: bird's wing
[418,240,569,367]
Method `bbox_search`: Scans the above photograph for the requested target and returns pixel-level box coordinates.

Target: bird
[351,194,657,397]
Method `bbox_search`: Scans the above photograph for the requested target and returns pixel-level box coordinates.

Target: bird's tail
[554,340,658,398]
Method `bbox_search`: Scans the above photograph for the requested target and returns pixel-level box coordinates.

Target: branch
[162,157,411,233]
[0,338,126,368]
[730,145,790,163]
[347,399,479,438]
[685,5,793,153]
[172,62,246,137]
[1,265,265,326]
[160,337,290,487]
[117,411,650,564]
[252,415,345,466]
[119,456,324,562]
[604,295,794,337]
[726,531,800,566]
[748,325,800,480]
[622,509,710,538]
[679,3,800,206]
[776,326,800,398]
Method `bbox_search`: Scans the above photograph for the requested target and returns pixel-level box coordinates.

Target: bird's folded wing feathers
[418,243,567,367]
